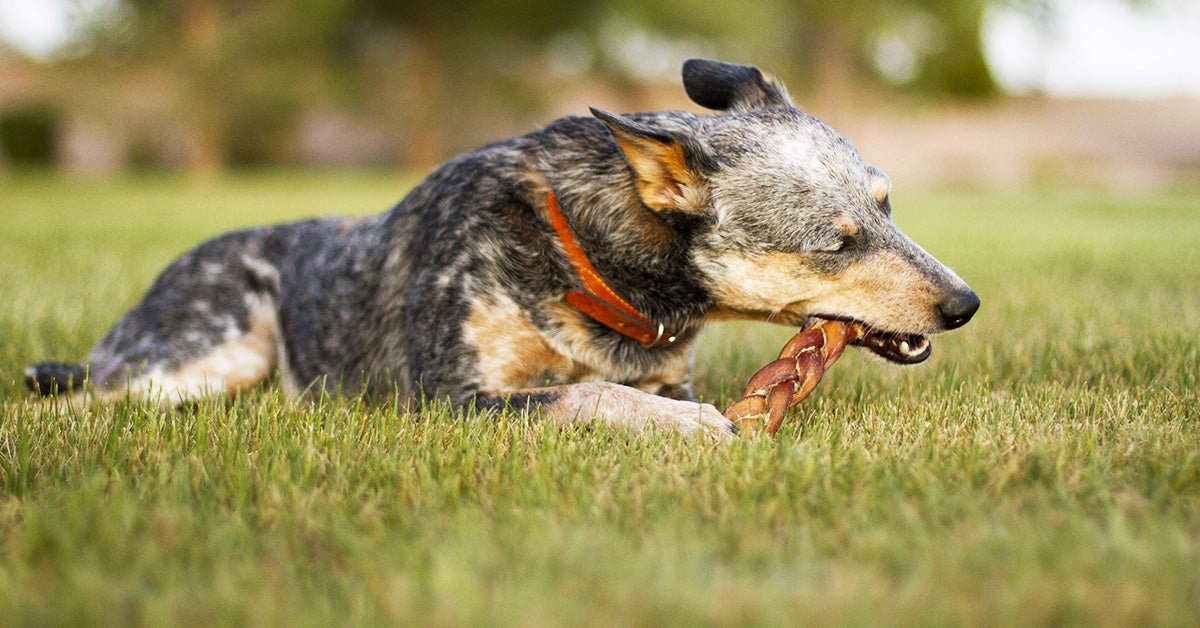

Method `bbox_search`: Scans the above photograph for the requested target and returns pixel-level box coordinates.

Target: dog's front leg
[476,382,735,440]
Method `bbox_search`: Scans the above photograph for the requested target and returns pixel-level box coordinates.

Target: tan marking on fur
[521,170,552,200]
[542,301,684,384]
[463,295,587,391]
[541,301,699,393]
[703,250,944,333]
[872,175,891,204]
[836,216,860,238]
[703,252,816,314]
[816,251,942,332]
[539,381,732,440]
[108,295,279,405]
[611,134,707,212]
[546,300,615,366]
[168,335,273,393]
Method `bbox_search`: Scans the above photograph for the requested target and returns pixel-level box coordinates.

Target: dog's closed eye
[810,226,856,253]
[812,217,860,252]
[814,239,849,253]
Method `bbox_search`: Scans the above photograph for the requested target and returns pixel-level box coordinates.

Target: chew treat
[723,319,861,436]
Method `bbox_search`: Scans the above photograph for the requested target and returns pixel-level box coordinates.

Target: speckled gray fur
[26,59,978,413]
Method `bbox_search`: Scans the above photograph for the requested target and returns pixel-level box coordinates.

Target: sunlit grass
[1,173,1198,625]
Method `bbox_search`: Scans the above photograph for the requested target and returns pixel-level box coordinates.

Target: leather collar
[546,189,679,348]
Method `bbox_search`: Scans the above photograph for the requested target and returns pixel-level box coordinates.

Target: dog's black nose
[939,289,980,330]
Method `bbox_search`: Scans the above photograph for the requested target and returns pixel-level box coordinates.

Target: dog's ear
[590,107,716,212]
[682,58,792,113]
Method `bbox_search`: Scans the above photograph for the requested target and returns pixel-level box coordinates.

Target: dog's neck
[545,189,681,347]
[542,181,715,333]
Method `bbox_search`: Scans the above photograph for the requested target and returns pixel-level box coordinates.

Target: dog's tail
[24,362,87,396]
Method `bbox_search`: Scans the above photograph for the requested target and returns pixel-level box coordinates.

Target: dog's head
[592,59,979,363]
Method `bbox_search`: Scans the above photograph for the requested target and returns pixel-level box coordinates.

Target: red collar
[546,190,679,348]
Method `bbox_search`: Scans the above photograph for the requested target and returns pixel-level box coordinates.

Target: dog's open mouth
[851,329,931,364]
[809,317,932,364]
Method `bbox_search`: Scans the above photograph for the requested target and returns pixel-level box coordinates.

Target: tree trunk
[182,0,226,174]
[404,32,449,169]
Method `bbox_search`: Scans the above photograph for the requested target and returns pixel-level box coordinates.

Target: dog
[25,59,979,439]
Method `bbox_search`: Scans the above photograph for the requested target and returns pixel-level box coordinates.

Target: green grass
[1,173,1198,626]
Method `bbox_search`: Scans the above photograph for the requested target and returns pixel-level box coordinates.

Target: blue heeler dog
[26,59,979,439]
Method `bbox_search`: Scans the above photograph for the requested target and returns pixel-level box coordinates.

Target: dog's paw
[655,400,736,442]
[551,382,736,441]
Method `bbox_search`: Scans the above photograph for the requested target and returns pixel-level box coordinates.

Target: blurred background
[0,0,1198,189]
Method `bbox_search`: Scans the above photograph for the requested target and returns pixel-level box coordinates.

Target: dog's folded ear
[682,59,792,113]
[590,107,717,212]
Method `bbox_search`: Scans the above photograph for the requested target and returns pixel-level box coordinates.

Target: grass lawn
[1,172,1198,625]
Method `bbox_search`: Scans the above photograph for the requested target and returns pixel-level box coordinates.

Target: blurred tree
[732,0,999,102]
[336,0,605,165]
[56,0,353,171]
[16,0,1118,170]
[0,106,59,166]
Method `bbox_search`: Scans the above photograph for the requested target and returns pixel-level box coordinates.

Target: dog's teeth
[899,340,910,354]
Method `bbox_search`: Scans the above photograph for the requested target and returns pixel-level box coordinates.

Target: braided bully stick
[723,319,863,436]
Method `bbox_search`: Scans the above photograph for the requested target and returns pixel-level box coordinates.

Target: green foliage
[29,0,1019,170]
[899,0,998,97]
[1,174,1199,624]
[0,106,59,167]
